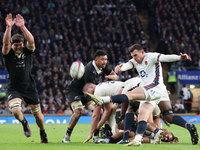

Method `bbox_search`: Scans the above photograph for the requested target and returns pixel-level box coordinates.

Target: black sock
[172,115,188,128]
[154,128,159,134]
[20,117,27,125]
[105,124,111,131]
[40,130,45,134]
[136,121,147,135]
[107,136,114,143]
[186,124,192,132]
[122,113,134,141]
[40,130,47,137]
[110,94,128,103]
[94,130,99,136]
[67,127,73,136]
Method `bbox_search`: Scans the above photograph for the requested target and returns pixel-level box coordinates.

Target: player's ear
[90,84,95,89]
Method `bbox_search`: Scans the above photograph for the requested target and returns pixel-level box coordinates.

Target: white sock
[134,134,143,142]
[149,139,154,143]
[100,96,112,103]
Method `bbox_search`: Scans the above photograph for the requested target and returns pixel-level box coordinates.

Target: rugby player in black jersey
[2,14,48,143]
[62,50,118,143]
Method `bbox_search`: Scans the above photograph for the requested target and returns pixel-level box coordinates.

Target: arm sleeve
[158,54,180,62]
[120,61,134,71]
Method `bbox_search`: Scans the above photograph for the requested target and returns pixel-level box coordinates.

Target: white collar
[92,60,102,74]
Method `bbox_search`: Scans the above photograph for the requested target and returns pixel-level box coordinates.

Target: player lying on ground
[95,110,177,145]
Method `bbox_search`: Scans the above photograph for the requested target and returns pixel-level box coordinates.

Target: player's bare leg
[63,108,82,143]
[159,101,199,145]
[9,98,31,137]
[30,104,48,143]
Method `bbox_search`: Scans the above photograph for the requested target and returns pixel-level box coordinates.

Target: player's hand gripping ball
[70,61,85,79]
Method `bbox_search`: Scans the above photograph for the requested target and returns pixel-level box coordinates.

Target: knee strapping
[71,101,83,111]
[9,101,21,109]
[31,107,41,113]
[86,102,95,111]
[161,109,173,117]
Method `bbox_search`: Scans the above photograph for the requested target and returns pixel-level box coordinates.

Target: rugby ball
[70,61,85,79]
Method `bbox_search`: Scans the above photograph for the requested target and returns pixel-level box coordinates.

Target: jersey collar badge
[145,61,148,65]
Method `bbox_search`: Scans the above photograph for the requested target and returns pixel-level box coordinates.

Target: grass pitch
[0,123,199,150]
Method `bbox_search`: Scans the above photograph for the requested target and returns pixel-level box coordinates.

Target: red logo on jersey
[145,61,148,65]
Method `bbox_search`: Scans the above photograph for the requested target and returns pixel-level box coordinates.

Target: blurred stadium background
[0,0,200,122]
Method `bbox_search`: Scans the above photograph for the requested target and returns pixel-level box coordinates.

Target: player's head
[129,44,145,64]
[94,50,107,69]
[162,131,175,142]
[11,34,24,54]
[83,83,96,94]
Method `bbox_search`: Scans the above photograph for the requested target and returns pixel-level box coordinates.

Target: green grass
[0,123,199,150]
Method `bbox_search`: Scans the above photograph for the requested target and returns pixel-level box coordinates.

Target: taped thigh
[86,102,95,111]
[71,101,83,111]
[161,109,173,117]
[9,101,21,109]
[31,106,41,113]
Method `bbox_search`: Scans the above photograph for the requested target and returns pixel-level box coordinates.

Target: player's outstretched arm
[96,103,112,130]
[83,105,102,143]
[2,13,15,55]
[15,14,35,51]
[159,53,192,62]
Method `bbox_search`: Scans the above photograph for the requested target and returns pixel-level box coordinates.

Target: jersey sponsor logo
[140,70,148,78]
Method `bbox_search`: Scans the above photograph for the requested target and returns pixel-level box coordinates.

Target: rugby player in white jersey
[83,77,141,143]
[85,44,198,146]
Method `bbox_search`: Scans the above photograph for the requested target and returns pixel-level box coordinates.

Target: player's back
[122,77,141,93]
[94,81,123,96]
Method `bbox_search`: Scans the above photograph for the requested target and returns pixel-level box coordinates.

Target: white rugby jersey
[122,77,141,93]
[128,53,164,89]
[94,81,123,96]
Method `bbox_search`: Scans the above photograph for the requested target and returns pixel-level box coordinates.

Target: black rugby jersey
[3,47,35,89]
[67,61,112,92]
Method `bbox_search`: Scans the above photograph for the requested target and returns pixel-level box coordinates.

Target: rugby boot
[117,139,129,144]
[153,130,164,144]
[22,121,31,137]
[125,139,142,146]
[84,92,103,106]
[189,124,199,145]
[40,131,48,143]
[62,135,71,143]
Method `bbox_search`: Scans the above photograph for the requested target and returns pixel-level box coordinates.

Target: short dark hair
[128,44,143,53]
[93,50,107,59]
[11,34,24,45]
